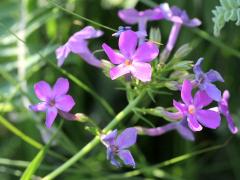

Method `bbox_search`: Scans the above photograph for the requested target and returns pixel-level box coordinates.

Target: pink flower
[173,80,221,131]
[102,30,159,82]
[29,77,75,128]
[56,26,103,67]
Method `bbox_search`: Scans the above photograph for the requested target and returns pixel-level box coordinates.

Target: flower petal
[130,62,152,82]
[204,83,221,102]
[52,77,69,97]
[132,42,159,62]
[206,69,224,83]
[226,113,238,134]
[173,100,187,113]
[34,81,52,101]
[29,102,47,112]
[102,129,118,146]
[56,45,71,67]
[55,95,75,112]
[102,43,125,64]
[193,58,204,78]
[181,80,193,105]
[73,26,103,39]
[119,30,137,58]
[187,115,203,131]
[196,110,221,129]
[194,90,212,109]
[110,64,130,80]
[118,150,135,168]
[45,107,58,128]
[176,121,195,141]
[118,9,139,24]
[116,128,137,149]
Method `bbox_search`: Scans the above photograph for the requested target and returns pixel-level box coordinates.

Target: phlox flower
[102,30,159,82]
[29,77,75,128]
[158,3,201,59]
[218,90,238,134]
[101,128,137,168]
[118,8,163,44]
[193,58,224,102]
[56,26,103,67]
[173,80,221,131]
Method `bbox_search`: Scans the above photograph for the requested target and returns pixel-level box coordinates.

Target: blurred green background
[0,0,240,179]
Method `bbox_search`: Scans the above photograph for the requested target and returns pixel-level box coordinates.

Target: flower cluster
[29,2,238,169]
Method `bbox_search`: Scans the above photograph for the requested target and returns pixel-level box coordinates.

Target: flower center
[188,105,196,114]
[110,145,119,153]
[49,99,55,107]
[124,59,132,66]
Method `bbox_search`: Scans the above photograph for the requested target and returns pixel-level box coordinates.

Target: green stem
[0,115,42,149]
[42,91,146,180]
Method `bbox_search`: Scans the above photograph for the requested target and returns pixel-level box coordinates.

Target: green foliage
[212,0,240,36]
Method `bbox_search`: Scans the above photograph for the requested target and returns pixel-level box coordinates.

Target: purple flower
[159,3,201,61]
[218,90,238,134]
[118,8,163,44]
[56,26,103,67]
[102,30,159,82]
[136,118,195,141]
[29,77,75,128]
[112,26,147,39]
[193,58,224,102]
[173,80,221,131]
[101,128,137,168]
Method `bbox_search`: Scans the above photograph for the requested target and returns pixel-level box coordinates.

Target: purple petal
[130,62,152,82]
[45,107,58,128]
[119,30,137,58]
[193,58,204,77]
[78,48,101,67]
[176,121,195,141]
[34,81,52,101]
[188,115,203,131]
[132,42,159,62]
[102,129,118,146]
[102,43,125,64]
[55,95,75,112]
[194,90,212,108]
[56,45,71,67]
[73,26,103,39]
[185,18,201,27]
[204,83,221,102]
[116,128,137,149]
[68,38,88,54]
[52,77,69,97]
[29,102,47,112]
[181,80,193,105]
[196,110,221,129]
[118,9,139,24]
[173,100,187,113]
[110,64,130,80]
[226,113,238,134]
[206,69,224,83]
[118,150,135,168]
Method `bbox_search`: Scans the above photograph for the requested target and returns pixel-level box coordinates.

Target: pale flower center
[188,105,196,114]
[124,59,132,66]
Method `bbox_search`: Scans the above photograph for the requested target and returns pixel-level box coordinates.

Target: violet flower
[56,26,103,67]
[218,90,238,134]
[102,30,159,82]
[136,118,195,141]
[29,77,75,128]
[193,58,224,102]
[173,80,221,131]
[159,3,201,61]
[101,128,137,168]
[118,8,163,44]
[112,26,147,39]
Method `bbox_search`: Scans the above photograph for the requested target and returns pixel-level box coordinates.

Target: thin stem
[42,91,146,180]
